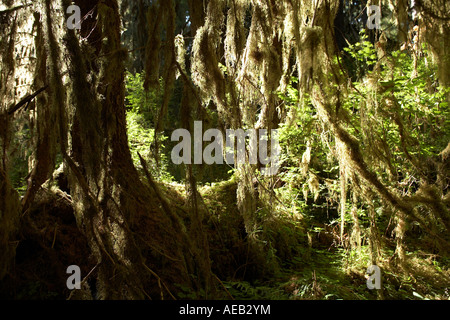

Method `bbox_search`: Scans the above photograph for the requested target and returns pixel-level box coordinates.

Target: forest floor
[191,179,450,300]
[1,177,449,300]
[220,246,450,300]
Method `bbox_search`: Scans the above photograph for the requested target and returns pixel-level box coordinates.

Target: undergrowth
[200,179,450,301]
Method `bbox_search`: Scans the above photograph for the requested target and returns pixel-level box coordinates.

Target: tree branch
[6,85,48,115]
[0,3,32,15]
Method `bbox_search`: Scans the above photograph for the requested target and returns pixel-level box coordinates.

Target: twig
[213,273,235,300]
[0,3,32,15]
[135,233,181,262]
[51,224,58,249]
[175,61,205,114]
[253,174,285,207]
[67,263,99,300]
[137,152,174,219]
[6,86,48,115]
[142,263,177,300]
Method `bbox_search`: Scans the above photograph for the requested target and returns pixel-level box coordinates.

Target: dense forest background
[0,0,449,300]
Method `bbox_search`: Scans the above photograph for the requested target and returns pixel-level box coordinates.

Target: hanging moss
[0,1,27,281]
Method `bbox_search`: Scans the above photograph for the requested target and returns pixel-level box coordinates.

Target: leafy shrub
[125,72,173,181]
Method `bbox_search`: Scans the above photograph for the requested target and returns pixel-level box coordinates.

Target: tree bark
[0,167,20,280]
[58,0,204,299]
[397,0,409,44]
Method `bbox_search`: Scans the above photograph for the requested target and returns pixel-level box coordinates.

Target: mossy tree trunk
[0,3,22,282]
[0,168,21,280]
[38,0,214,299]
